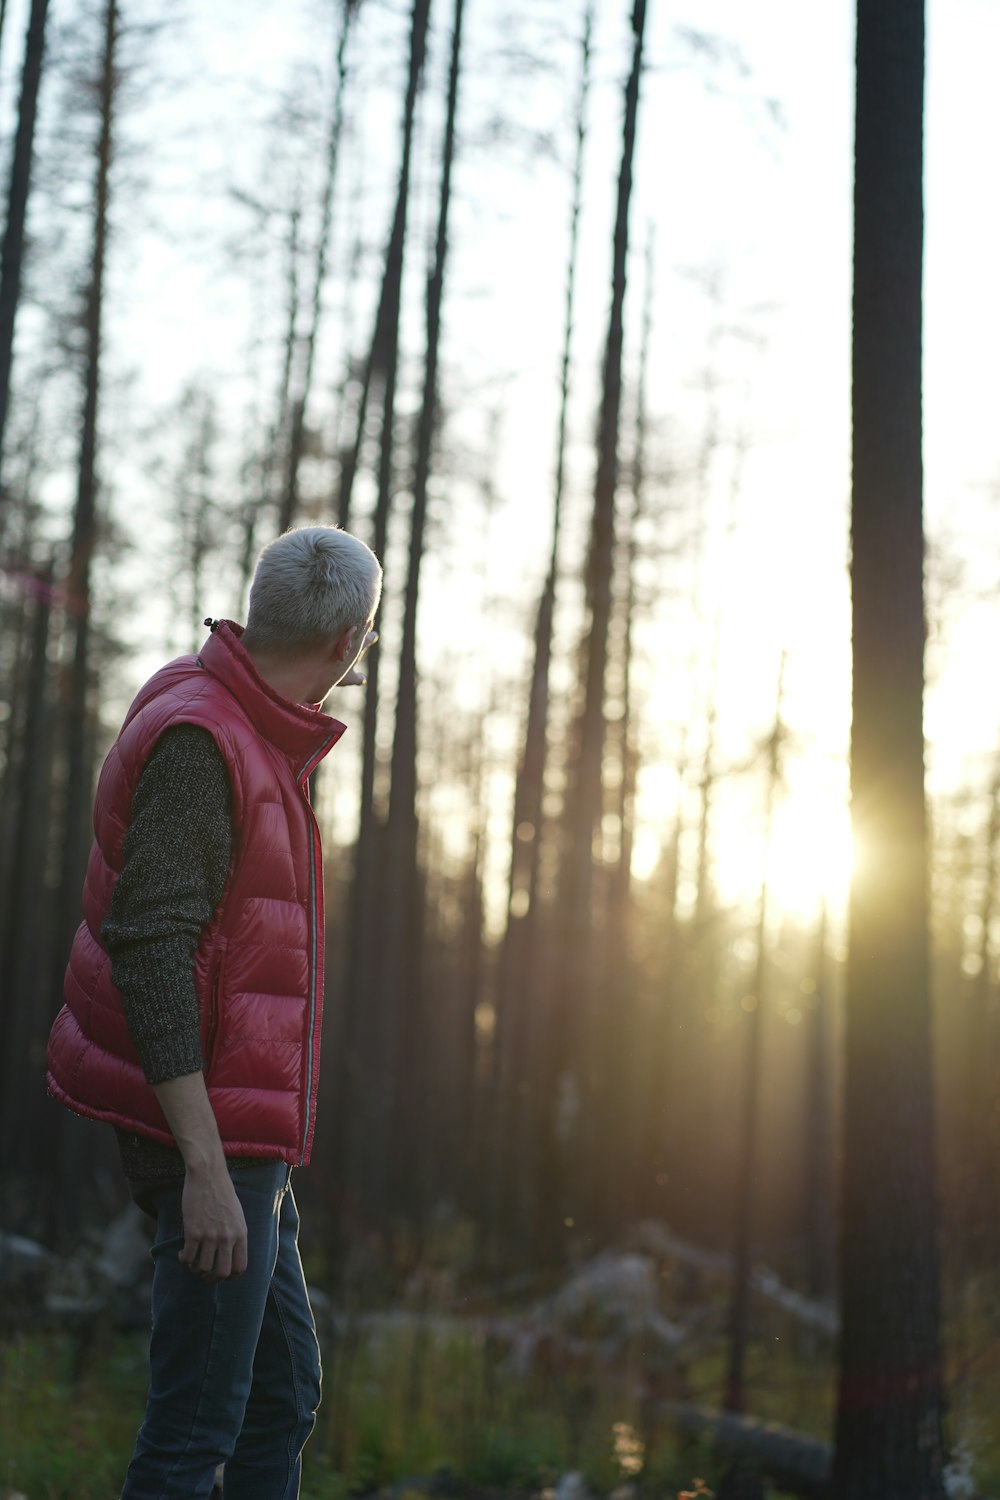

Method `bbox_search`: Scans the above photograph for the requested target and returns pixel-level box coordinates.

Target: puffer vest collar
[197,619,345,769]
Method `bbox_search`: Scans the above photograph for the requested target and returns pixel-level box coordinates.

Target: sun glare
[630,754,853,925]
[712,790,854,922]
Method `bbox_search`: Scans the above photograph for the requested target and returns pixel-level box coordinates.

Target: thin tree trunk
[558,0,647,1250]
[280,0,358,532]
[723,654,784,1415]
[332,0,431,1244]
[0,564,31,898]
[653,308,719,1228]
[574,0,646,865]
[642,779,683,1219]
[690,304,730,932]
[382,0,465,1222]
[833,1,946,1492]
[963,764,1000,1269]
[50,0,118,1235]
[0,562,53,1182]
[803,902,836,1304]
[329,230,363,514]
[0,393,46,928]
[607,222,653,1228]
[336,0,428,535]
[238,201,301,598]
[0,0,50,519]
[189,404,215,650]
[693,709,716,930]
[610,223,650,937]
[387,0,463,848]
[489,3,593,1268]
[54,0,116,958]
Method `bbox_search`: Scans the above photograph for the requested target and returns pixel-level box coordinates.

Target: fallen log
[657,1402,830,1500]
[366,1414,830,1500]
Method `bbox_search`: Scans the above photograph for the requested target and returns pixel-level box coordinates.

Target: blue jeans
[122,1162,322,1500]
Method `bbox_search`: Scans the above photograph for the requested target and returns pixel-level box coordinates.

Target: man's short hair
[244,526,382,652]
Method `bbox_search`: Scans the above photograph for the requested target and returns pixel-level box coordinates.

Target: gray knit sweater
[101,723,260,1198]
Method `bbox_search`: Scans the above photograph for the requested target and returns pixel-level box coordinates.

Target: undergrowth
[0,1311,997,1499]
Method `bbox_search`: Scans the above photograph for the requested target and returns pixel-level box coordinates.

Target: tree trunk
[604,221,653,1231]
[330,0,430,1245]
[0,0,50,519]
[609,219,651,954]
[723,655,784,1414]
[833,2,946,1494]
[489,2,593,1269]
[280,0,358,532]
[557,0,646,1252]
[237,200,302,604]
[54,0,117,963]
[0,562,54,1182]
[335,1,428,535]
[955,763,1000,1273]
[381,0,465,1222]
[803,904,837,1305]
[46,0,117,1238]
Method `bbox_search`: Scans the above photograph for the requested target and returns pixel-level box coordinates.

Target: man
[46,524,382,1499]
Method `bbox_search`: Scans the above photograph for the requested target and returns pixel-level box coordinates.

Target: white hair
[244,526,382,652]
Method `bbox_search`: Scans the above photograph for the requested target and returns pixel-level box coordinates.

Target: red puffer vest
[45,620,346,1166]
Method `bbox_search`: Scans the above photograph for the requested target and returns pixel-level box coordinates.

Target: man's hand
[151,1070,249,1281]
[179,1163,248,1282]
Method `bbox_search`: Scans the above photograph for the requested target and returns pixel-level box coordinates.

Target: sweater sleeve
[100,723,233,1085]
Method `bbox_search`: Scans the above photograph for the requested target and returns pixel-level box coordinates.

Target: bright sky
[3,0,997,931]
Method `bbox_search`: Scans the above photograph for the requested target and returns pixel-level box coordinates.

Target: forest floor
[1,1311,998,1500]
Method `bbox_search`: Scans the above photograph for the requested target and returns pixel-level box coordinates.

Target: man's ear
[331,624,359,663]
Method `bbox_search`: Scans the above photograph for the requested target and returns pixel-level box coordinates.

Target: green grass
[0,1320,732,1499]
[2,1314,1000,1500]
[0,1329,148,1498]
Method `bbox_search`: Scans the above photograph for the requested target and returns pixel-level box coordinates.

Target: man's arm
[152,1072,248,1281]
[101,724,232,1085]
[103,724,246,1280]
